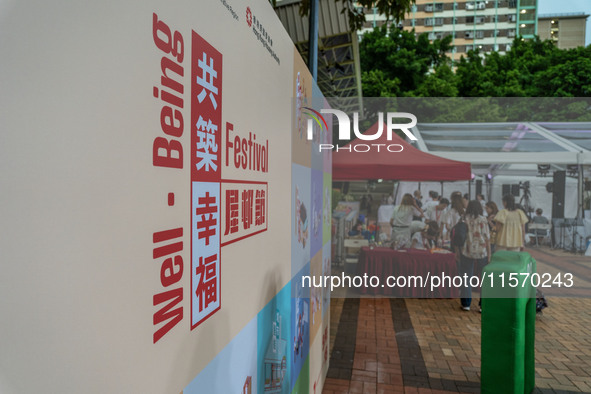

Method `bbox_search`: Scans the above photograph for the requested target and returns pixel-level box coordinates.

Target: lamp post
[308,0,319,81]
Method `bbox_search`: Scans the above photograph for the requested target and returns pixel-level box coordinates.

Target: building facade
[538,13,588,49]
[361,0,538,61]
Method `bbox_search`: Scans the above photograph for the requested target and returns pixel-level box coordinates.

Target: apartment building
[361,0,538,61]
[538,13,588,49]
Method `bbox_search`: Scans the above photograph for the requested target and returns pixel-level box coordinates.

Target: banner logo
[246,7,253,27]
[302,107,328,138]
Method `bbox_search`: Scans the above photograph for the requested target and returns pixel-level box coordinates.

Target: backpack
[450,219,468,248]
[536,289,548,313]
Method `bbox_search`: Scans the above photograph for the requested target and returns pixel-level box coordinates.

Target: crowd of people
[385,189,549,251]
[385,189,549,311]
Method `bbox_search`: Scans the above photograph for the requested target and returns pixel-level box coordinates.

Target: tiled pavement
[323,246,591,393]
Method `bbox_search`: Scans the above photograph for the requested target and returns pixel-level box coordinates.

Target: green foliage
[359,26,453,94]
[360,27,591,100]
[454,37,591,98]
[412,64,458,97]
[361,69,401,97]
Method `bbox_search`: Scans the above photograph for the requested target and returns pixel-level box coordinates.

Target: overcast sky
[538,0,591,46]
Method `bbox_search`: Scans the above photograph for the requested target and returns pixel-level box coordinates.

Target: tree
[361,69,401,97]
[355,25,591,125]
[359,25,453,95]
[453,37,591,97]
[412,64,458,97]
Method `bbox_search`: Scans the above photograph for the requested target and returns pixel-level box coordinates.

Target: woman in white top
[391,193,423,249]
[443,192,465,241]
[425,198,449,244]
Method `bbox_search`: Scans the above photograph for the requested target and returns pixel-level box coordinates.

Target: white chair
[343,238,369,273]
[528,223,552,247]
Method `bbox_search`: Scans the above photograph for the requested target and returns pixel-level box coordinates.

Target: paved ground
[323,246,591,393]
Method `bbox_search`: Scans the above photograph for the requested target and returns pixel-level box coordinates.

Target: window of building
[425,18,444,26]
[508,29,516,37]
[465,31,474,39]
[507,14,516,22]
[466,16,485,24]
[475,30,484,38]
[424,3,444,12]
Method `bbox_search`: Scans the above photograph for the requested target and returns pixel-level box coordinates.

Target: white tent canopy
[403,122,591,218]
[410,122,591,174]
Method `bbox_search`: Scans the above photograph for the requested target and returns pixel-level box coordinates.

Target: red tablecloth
[356,247,459,297]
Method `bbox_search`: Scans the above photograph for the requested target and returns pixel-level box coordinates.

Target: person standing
[443,192,465,241]
[366,193,373,217]
[462,193,470,209]
[476,194,487,215]
[458,200,491,311]
[423,191,440,211]
[391,193,423,249]
[485,201,499,253]
[425,198,449,246]
[425,198,449,227]
[495,194,529,251]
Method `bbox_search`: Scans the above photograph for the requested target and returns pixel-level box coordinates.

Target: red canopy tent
[332,121,471,181]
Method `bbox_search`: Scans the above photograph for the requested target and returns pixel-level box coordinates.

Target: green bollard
[481,251,536,394]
